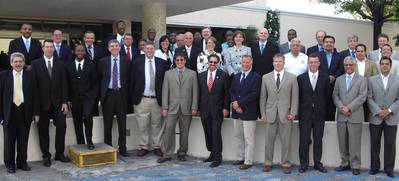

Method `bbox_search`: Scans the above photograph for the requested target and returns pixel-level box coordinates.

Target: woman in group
[197,36,223,74]
[154,35,173,68]
[221,30,251,76]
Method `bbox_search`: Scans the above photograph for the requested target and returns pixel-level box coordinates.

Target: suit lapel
[7,72,14,102]
[18,38,29,54]
[386,75,395,93]
[304,72,315,92]
[347,74,358,93]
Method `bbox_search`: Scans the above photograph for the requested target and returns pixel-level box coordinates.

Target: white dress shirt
[143,57,156,96]
[185,45,192,58]
[13,70,24,103]
[75,59,85,71]
[381,73,390,90]
[284,52,308,76]
[274,70,284,81]
[117,33,123,44]
[44,56,54,69]
[356,58,366,76]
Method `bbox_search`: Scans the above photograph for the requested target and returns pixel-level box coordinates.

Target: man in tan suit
[355,44,378,77]
[260,53,299,174]
[157,52,199,163]
[333,56,367,175]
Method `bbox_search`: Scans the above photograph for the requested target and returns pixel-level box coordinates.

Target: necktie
[126,47,131,61]
[47,60,52,77]
[56,44,61,57]
[178,70,183,84]
[14,72,22,106]
[187,48,191,58]
[88,45,93,60]
[320,46,324,52]
[260,44,265,55]
[276,73,280,88]
[25,39,30,52]
[351,50,356,58]
[346,75,352,92]
[207,72,213,92]
[149,60,155,92]
[311,74,317,91]
[78,63,82,73]
[112,58,118,90]
[240,72,245,83]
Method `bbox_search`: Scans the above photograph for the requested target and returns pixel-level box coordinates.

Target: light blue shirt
[326,52,332,68]
[108,55,121,89]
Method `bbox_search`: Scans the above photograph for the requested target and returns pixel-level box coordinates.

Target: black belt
[143,95,156,99]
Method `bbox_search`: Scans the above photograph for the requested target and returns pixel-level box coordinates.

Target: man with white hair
[339,34,359,59]
[284,38,308,76]
[174,32,201,72]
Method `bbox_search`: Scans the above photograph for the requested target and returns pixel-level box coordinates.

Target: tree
[316,0,399,49]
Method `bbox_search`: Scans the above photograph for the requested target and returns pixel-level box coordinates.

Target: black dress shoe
[369,169,378,175]
[239,164,252,170]
[6,166,16,174]
[177,155,187,161]
[232,160,244,165]
[314,165,328,173]
[87,144,95,150]
[352,169,360,175]
[386,172,394,178]
[43,157,52,167]
[119,149,129,157]
[17,164,31,171]
[299,167,308,173]
[210,161,221,168]
[153,149,163,157]
[203,157,213,162]
[137,149,149,157]
[157,157,171,163]
[335,165,351,171]
[55,155,70,163]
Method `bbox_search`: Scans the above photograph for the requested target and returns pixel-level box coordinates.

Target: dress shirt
[75,59,85,71]
[13,70,24,103]
[284,52,308,76]
[117,33,123,44]
[143,57,156,96]
[125,46,132,59]
[274,70,285,81]
[259,40,267,51]
[241,69,252,82]
[356,58,366,76]
[44,56,53,69]
[108,55,121,89]
[21,36,31,46]
[308,70,319,83]
[185,45,192,58]
[202,39,207,52]
[381,73,389,90]
[207,69,216,85]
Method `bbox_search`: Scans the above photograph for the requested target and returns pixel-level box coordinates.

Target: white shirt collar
[13,69,23,76]
[111,55,120,60]
[346,72,355,78]
[44,56,53,62]
[21,36,31,42]
[381,73,390,79]
[75,59,84,65]
[259,40,267,46]
[185,45,192,49]
[308,70,318,77]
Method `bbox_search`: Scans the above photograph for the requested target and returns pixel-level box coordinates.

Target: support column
[142,2,166,40]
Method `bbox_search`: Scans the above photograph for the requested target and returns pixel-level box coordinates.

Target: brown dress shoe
[282,166,291,174]
[239,164,252,170]
[263,165,272,172]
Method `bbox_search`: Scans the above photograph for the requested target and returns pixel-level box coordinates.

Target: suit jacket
[8,37,42,65]
[339,49,355,59]
[31,57,68,111]
[120,45,140,61]
[98,55,130,107]
[130,56,169,106]
[368,49,399,62]
[174,46,202,72]
[297,71,330,122]
[162,68,198,115]
[65,60,98,104]
[306,44,320,55]
[367,74,399,125]
[332,74,367,123]
[53,43,72,63]
[250,41,279,76]
[319,51,344,79]
[84,44,104,64]
[354,59,378,77]
[198,69,230,119]
[0,70,39,128]
[279,42,305,54]
[260,71,299,124]
[230,70,261,120]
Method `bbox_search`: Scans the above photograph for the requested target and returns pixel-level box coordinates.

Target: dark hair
[208,54,220,62]
[42,39,54,47]
[115,20,126,27]
[308,53,319,59]
[323,35,335,43]
[288,29,297,34]
[380,56,392,65]
[233,31,246,45]
[174,52,187,61]
[159,35,170,53]
[383,44,393,52]
[355,43,367,52]
[378,33,389,41]
[20,23,32,29]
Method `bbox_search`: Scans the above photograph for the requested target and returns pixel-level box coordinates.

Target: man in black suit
[198,54,229,168]
[174,32,201,72]
[120,33,140,62]
[194,27,221,52]
[0,52,39,173]
[30,39,70,167]
[318,35,344,121]
[130,42,169,157]
[297,54,330,173]
[306,30,326,55]
[8,23,43,67]
[66,45,97,150]
[98,39,130,157]
[52,29,72,63]
[104,20,126,54]
[250,28,279,76]
[339,34,358,59]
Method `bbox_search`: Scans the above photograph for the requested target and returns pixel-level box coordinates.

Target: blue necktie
[346,75,352,92]
[25,39,30,52]
[260,44,265,55]
[351,50,356,58]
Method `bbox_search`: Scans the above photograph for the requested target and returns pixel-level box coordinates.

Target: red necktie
[126,47,131,61]
[208,72,213,92]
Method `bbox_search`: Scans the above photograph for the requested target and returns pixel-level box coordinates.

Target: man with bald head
[250,28,279,76]
[174,32,201,72]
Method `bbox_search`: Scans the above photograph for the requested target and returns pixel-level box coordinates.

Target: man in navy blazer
[306,30,326,55]
[297,54,330,173]
[250,28,279,76]
[8,23,43,67]
[52,30,72,63]
[174,32,202,72]
[129,43,169,157]
[120,33,140,62]
[318,35,344,121]
[230,55,261,170]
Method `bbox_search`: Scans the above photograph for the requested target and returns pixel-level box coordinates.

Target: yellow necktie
[14,72,22,106]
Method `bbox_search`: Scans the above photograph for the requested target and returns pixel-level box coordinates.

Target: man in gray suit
[279,29,305,54]
[332,56,367,175]
[367,56,399,178]
[157,52,199,163]
[368,33,399,62]
[260,53,299,174]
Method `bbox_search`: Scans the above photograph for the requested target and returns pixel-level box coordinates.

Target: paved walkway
[0,151,398,181]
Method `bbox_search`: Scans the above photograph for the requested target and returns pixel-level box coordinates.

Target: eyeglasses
[208,61,218,64]
[175,59,185,62]
[344,64,354,67]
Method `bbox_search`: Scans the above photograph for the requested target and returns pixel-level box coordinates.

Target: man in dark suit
[104,20,126,54]
[52,29,72,63]
[30,39,70,167]
[318,35,344,121]
[0,52,39,173]
[198,54,229,168]
[339,34,358,60]
[130,42,168,157]
[279,29,305,54]
[174,32,201,72]
[193,27,221,53]
[65,45,97,150]
[250,28,279,76]
[230,55,261,170]
[297,54,330,173]
[306,30,326,55]
[120,33,140,62]
[98,39,130,157]
[8,23,43,67]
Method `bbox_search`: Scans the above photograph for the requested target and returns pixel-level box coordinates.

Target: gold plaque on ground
[69,143,117,168]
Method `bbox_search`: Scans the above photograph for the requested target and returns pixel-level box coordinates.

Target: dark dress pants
[102,90,126,149]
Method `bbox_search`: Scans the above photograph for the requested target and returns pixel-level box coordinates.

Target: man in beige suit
[332,56,367,175]
[260,53,299,174]
[157,52,199,163]
[355,44,378,77]
[368,34,399,62]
